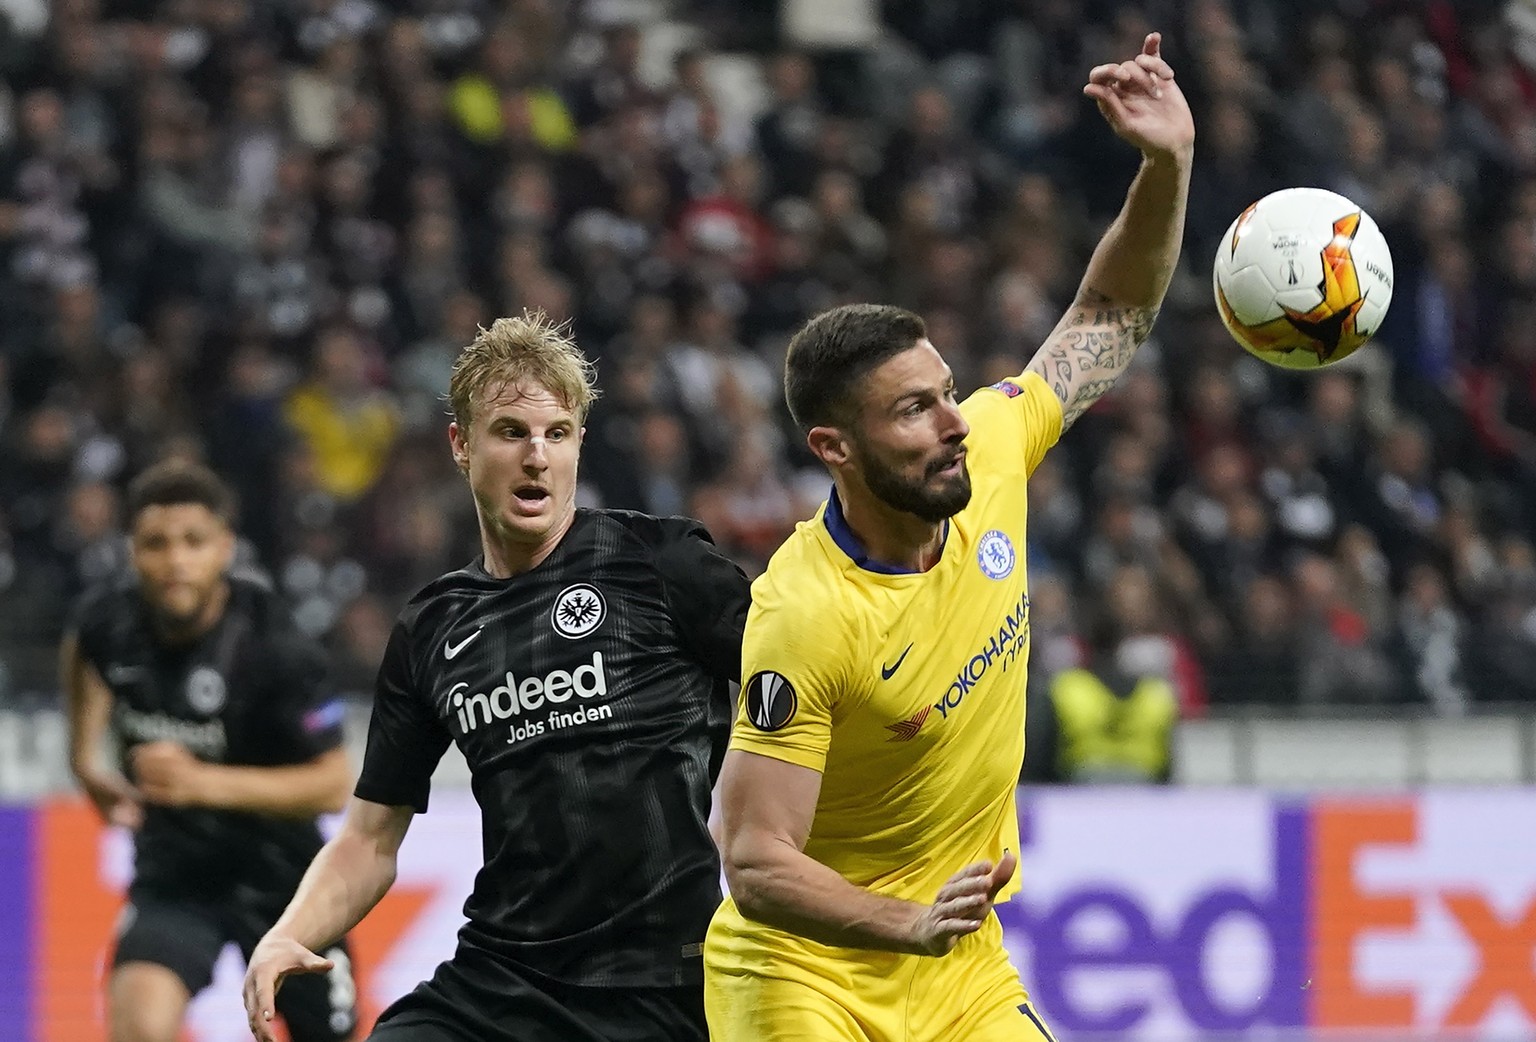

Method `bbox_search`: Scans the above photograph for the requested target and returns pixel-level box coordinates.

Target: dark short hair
[126,461,236,525]
[783,304,927,431]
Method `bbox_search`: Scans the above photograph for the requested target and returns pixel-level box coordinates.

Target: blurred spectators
[3,0,1536,718]
[1024,564,1180,784]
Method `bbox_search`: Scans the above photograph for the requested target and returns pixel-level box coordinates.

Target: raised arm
[243,797,414,1042]
[719,749,1014,954]
[1026,32,1195,431]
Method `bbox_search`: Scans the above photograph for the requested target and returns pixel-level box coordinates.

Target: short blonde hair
[449,310,599,431]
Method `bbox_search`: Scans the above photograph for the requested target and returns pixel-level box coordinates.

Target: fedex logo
[999,792,1536,1039]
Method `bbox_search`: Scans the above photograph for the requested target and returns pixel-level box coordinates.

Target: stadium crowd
[3,0,1535,715]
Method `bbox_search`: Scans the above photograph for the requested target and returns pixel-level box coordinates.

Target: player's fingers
[131,739,173,761]
[1083,87,1125,125]
[935,916,984,937]
[246,977,279,1041]
[932,886,985,914]
[110,800,143,830]
[1086,63,1119,86]
[944,859,993,884]
[986,850,1019,902]
[939,895,991,922]
[254,976,277,1019]
[300,954,335,974]
[941,866,991,889]
[1135,53,1175,80]
[1143,31,1162,58]
[1118,60,1159,98]
[937,885,990,909]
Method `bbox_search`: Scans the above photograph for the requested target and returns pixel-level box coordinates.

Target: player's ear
[448,421,470,473]
[806,425,850,468]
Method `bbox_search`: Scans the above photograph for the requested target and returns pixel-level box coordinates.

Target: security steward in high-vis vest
[1023,655,1177,784]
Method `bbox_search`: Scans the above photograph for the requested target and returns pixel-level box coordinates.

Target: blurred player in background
[62,460,357,1042]
[705,33,1194,1042]
[243,311,751,1042]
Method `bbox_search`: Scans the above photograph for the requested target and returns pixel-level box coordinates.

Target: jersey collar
[823,486,948,575]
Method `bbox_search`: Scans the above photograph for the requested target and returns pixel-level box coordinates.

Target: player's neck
[480,509,576,579]
[151,580,230,645]
[833,483,946,573]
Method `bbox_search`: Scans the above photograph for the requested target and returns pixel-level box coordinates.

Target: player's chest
[104,642,244,760]
[847,534,1032,747]
[425,569,685,753]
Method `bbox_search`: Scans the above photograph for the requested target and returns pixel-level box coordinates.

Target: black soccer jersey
[353,510,750,989]
[69,573,346,908]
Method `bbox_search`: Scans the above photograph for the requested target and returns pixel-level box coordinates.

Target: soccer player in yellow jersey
[704,32,1195,1042]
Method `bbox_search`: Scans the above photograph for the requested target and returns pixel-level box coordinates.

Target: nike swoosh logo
[444,627,484,660]
[880,643,914,681]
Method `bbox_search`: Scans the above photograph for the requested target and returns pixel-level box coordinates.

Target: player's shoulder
[397,561,489,626]
[225,571,329,670]
[68,572,138,638]
[584,507,714,552]
[959,371,1063,477]
[226,568,283,623]
[756,510,840,591]
[742,590,862,694]
[960,372,1043,427]
[749,514,866,649]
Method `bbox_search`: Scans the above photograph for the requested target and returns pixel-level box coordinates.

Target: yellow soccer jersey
[727,371,1062,910]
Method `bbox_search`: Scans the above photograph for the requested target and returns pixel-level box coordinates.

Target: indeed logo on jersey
[933,591,1030,720]
[449,651,612,740]
[118,708,227,758]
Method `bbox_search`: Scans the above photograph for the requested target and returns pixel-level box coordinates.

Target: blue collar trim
[823,487,947,575]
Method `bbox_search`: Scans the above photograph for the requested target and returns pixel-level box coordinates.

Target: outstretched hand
[1084,33,1195,160]
[243,935,334,1042]
[910,850,1018,956]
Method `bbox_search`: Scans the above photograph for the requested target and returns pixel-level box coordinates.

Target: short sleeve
[264,633,346,760]
[728,586,849,775]
[353,620,451,812]
[962,370,1064,478]
[67,582,118,671]
[653,520,752,682]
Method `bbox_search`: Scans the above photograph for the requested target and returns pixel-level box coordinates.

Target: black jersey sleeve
[652,519,752,683]
[66,581,122,671]
[263,631,347,760]
[353,619,451,812]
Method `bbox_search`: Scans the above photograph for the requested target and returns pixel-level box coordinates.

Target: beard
[860,445,973,523]
[147,581,222,633]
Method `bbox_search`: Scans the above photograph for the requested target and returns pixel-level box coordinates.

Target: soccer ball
[1212,187,1393,370]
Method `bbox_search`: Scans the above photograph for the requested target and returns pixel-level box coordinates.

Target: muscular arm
[720,749,1008,954]
[268,797,412,949]
[1025,150,1190,431]
[1026,33,1195,432]
[245,797,413,1040]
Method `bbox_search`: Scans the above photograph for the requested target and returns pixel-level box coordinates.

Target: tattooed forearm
[1026,290,1159,429]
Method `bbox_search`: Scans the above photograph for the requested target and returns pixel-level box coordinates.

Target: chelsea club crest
[977,530,1016,581]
